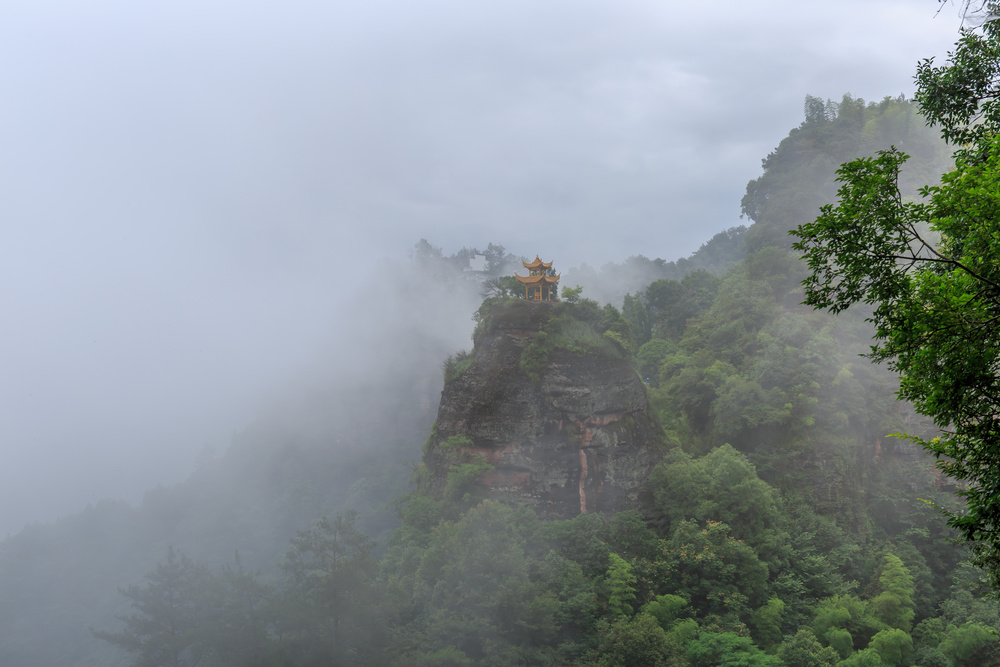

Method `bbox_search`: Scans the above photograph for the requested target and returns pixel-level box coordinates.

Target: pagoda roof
[515,273,560,285]
[522,255,553,270]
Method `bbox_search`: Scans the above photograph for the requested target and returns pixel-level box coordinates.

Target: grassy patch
[439,434,474,449]
[519,312,624,382]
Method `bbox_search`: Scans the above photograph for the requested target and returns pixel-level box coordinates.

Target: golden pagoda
[515,256,560,301]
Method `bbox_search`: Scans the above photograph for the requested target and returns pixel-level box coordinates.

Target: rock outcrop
[425,300,665,519]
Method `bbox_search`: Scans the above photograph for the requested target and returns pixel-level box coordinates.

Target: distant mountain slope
[562,224,747,306]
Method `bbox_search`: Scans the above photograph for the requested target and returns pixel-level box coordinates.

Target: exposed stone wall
[427,301,665,519]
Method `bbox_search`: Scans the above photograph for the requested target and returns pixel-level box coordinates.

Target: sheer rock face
[427,301,664,519]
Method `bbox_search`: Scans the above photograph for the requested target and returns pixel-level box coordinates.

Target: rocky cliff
[425,300,665,519]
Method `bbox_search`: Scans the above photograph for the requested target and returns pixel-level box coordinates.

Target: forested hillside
[3,94,998,666]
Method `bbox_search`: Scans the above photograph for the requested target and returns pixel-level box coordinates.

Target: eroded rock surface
[426,301,664,519]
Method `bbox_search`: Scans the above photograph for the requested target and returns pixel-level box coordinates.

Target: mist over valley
[5,1,1000,665]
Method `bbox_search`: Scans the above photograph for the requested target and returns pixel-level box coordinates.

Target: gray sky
[0,0,965,535]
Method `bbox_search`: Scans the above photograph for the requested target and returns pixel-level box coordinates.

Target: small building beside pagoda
[515,256,560,301]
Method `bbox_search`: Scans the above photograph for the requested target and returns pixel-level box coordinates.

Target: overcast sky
[0,0,967,536]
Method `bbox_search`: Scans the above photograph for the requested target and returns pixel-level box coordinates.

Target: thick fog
[0,0,964,536]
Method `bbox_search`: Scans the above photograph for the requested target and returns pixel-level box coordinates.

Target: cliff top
[471,298,632,362]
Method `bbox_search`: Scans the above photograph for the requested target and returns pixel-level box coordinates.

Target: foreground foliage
[793,17,1000,588]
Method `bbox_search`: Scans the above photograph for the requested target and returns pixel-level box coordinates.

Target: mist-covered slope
[0,252,480,666]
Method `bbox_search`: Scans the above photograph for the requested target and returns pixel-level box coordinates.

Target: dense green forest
[3,89,999,665]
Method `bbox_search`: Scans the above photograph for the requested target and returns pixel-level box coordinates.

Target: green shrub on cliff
[501,301,630,382]
[443,351,473,384]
